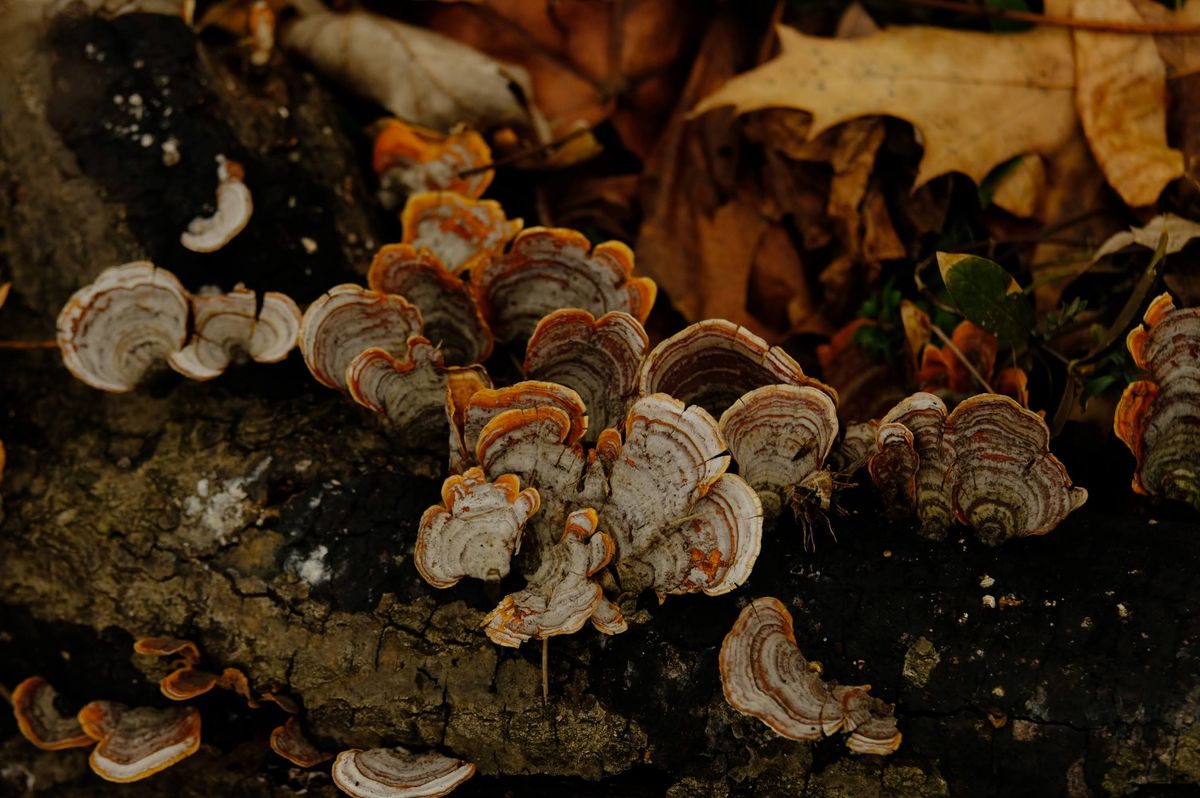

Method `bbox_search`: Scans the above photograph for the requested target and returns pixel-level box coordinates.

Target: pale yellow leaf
[692,24,1077,188]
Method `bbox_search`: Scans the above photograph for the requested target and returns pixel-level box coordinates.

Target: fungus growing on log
[1115,292,1200,506]
[270,716,332,768]
[299,285,424,392]
[472,227,656,344]
[523,309,648,439]
[401,191,520,273]
[373,118,493,200]
[483,508,622,647]
[332,746,476,798]
[346,339,491,448]
[56,262,189,393]
[640,319,835,420]
[12,677,92,751]
[868,392,1087,544]
[476,394,763,598]
[133,637,201,665]
[720,597,901,755]
[180,158,253,253]
[77,701,202,783]
[367,244,493,365]
[827,420,880,474]
[448,380,588,474]
[415,467,540,589]
[168,286,301,380]
[719,384,840,517]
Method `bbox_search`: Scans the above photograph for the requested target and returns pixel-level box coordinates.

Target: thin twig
[892,0,1200,34]
[0,340,57,349]
[457,126,595,178]
[0,682,11,706]
[929,323,996,393]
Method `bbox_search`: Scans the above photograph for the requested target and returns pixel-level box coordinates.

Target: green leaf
[936,253,1034,348]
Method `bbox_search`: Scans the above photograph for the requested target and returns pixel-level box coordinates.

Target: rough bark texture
[1,6,1199,798]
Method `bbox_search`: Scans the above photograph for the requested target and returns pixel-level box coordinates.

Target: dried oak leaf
[1115,293,1200,505]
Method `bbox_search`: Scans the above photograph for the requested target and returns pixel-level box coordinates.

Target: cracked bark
[1,4,1199,798]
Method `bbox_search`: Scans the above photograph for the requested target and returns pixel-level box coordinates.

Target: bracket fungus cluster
[373,118,494,201]
[721,597,901,756]
[332,746,476,798]
[868,393,1087,544]
[180,158,253,253]
[1115,293,1200,506]
[401,191,521,274]
[57,263,300,391]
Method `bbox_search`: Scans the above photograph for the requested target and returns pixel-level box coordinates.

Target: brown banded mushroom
[56,261,190,393]
[1115,292,1200,506]
[472,227,656,345]
[168,286,301,380]
[77,701,202,783]
[720,597,901,755]
[718,384,840,517]
[523,309,648,439]
[447,380,588,474]
[299,285,424,392]
[401,191,521,274]
[868,392,1087,544]
[12,677,92,751]
[367,244,493,365]
[133,637,201,665]
[180,158,253,253]
[373,119,493,201]
[346,339,491,449]
[332,746,476,798]
[482,508,621,647]
[270,716,332,768]
[639,319,836,420]
[415,467,540,589]
[476,393,763,598]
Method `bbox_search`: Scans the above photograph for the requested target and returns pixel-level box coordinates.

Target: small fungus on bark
[270,716,332,768]
[299,285,423,392]
[331,746,476,798]
[12,677,92,751]
[77,701,202,783]
[401,191,521,273]
[373,118,493,200]
[180,158,253,253]
[168,286,301,380]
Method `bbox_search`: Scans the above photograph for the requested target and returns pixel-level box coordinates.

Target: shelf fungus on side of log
[346,338,491,449]
[476,393,763,599]
[299,284,424,392]
[720,597,901,756]
[367,243,493,366]
[1115,292,1200,506]
[12,677,93,751]
[168,286,301,380]
[472,227,656,345]
[639,319,836,420]
[448,380,588,474]
[483,508,624,647]
[415,467,540,589]
[270,716,332,768]
[180,158,253,253]
[401,191,521,274]
[868,392,1087,544]
[373,118,493,201]
[719,384,841,517]
[77,701,202,783]
[523,309,649,440]
[56,261,190,393]
[331,746,476,798]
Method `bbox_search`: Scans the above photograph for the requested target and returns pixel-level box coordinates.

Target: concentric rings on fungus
[401,191,521,274]
[77,701,202,783]
[168,286,301,380]
[332,746,475,798]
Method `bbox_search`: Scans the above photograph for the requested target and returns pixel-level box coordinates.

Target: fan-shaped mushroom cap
[181,159,253,253]
[451,381,587,473]
[373,119,493,199]
[168,287,301,380]
[719,385,840,517]
[604,394,762,597]
[639,320,836,420]
[159,667,220,701]
[77,702,201,783]
[299,285,424,392]
[415,467,540,589]
[133,637,201,665]
[720,597,900,754]
[332,746,476,798]
[57,262,190,393]
[482,508,619,647]
[472,227,656,345]
[869,392,1086,544]
[827,420,880,474]
[1115,293,1200,503]
[523,309,648,439]
[347,338,491,449]
[367,244,493,365]
[12,677,92,751]
[401,192,520,274]
[270,716,332,768]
